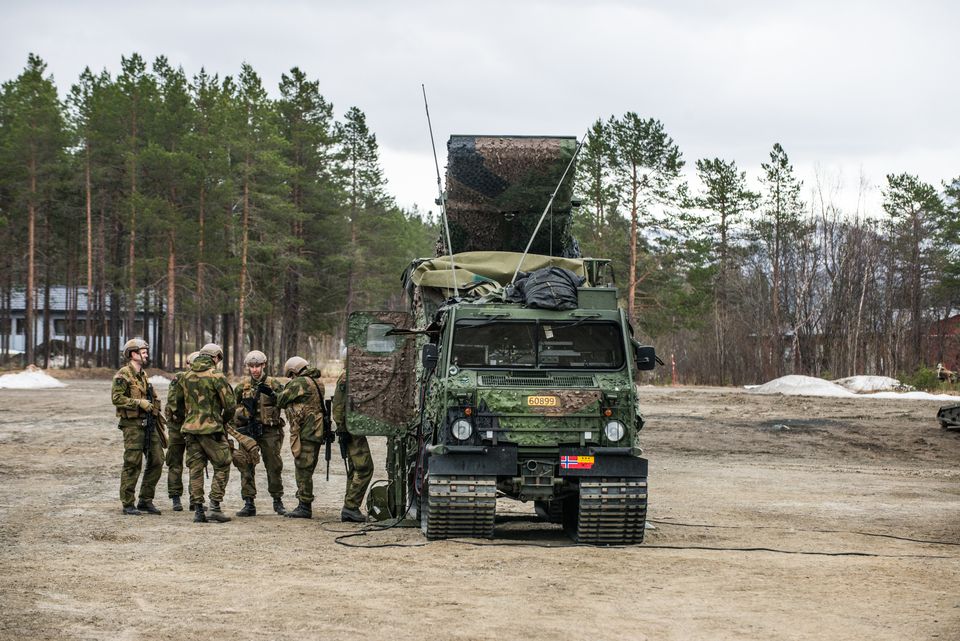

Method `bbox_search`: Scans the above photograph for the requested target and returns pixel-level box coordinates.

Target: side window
[366,323,397,353]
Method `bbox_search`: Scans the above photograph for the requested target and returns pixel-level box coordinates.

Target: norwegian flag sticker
[560,455,595,470]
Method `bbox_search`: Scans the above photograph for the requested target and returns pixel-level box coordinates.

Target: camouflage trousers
[237,427,284,500]
[184,432,232,505]
[165,424,186,498]
[342,433,374,510]
[119,423,164,507]
[293,439,321,503]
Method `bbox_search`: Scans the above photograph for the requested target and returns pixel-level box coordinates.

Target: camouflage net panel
[443,135,579,257]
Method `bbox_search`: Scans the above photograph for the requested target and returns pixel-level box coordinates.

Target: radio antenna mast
[422,84,459,298]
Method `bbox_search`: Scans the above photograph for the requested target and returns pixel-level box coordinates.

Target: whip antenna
[422,84,459,298]
[510,131,588,284]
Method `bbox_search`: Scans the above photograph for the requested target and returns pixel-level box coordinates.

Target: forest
[2,54,958,384]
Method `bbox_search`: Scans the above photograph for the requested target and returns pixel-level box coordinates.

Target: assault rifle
[144,384,167,463]
[239,382,266,440]
[322,399,334,481]
[339,429,352,476]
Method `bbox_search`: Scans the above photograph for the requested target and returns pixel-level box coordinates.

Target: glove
[138,399,153,412]
[257,382,276,398]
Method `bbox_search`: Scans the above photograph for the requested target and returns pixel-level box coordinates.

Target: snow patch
[148,375,171,387]
[746,374,960,401]
[746,375,856,397]
[0,367,67,390]
[833,376,909,393]
[867,390,960,401]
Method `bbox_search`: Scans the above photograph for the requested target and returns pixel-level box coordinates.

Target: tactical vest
[115,365,150,420]
[237,376,284,427]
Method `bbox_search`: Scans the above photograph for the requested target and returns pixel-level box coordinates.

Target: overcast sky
[4,1,958,217]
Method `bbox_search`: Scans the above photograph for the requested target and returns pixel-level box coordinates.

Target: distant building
[928,314,960,370]
[1,287,163,355]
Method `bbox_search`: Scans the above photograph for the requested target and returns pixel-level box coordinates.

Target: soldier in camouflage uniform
[232,350,287,517]
[276,356,330,519]
[332,371,373,522]
[170,343,236,523]
[112,338,164,516]
[164,351,199,511]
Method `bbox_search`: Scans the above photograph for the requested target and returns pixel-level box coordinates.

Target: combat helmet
[185,351,200,366]
[200,343,223,361]
[244,350,267,366]
[283,356,309,377]
[122,338,149,359]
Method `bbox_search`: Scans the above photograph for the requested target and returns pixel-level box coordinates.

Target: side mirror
[421,343,439,371]
[634,344,656,371]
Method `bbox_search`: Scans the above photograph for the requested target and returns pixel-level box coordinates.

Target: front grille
[479,374,596,388]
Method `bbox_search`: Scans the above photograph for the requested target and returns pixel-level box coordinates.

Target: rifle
[307,376,335,482]
[144,383,167,464]
[239,382,265,440]
[338,429,352,476]
[322,399,334,481]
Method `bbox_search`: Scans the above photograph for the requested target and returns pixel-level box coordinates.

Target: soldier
[171,343,236,523]
[112,338,164,516]
[164,351,200,511]
[275,356,332,519]
[231,350,287,517]
[332,371,373,522]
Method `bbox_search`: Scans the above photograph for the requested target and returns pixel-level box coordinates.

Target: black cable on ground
[330,515,959,554]
[648,518,960,547]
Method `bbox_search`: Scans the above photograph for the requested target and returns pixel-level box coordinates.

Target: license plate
[527,395,559,407]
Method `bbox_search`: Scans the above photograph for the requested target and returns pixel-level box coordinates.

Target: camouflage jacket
[332,372,346,431]
[112,364,160,427]
[276,367,325,443]
[164,372,186,431]
[232,374,285,429]
[171,354,236,435]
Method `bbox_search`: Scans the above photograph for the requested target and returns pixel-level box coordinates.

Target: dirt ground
[1,380,958,641]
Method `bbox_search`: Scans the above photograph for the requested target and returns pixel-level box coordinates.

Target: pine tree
[0,54,67,365]
[755,143,804,376]
[334,106,388,329]
[695,158,758,382]
[574,119,617,257]
[277,67,338,359]
[882,173,944,370]
[228,63,293,373]
[608,113,684,325]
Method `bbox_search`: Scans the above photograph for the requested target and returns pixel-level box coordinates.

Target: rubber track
[938,404,960,429]
[570,477,647,545]
[422,475,497,539]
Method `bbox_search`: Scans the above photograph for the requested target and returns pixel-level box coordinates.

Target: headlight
[604,420,625,442]
[451,418,473,440]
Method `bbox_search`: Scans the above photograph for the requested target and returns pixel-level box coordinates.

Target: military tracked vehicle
[344,135,656,544]
[939,403,960,430]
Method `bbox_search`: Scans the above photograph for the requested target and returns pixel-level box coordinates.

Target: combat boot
[207,501,232,523]
[284,500,312,519]
[236,498,256,517]
[340,506,366,523]
[122,504,141,516]
[136,499,161,515]
[272,497,286,515]
[193,504,207,523]
[171,496,183,512]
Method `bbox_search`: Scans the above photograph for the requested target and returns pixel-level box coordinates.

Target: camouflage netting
[442,136,580,258]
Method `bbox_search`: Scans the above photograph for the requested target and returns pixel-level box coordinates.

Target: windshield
[451,320,624,370]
